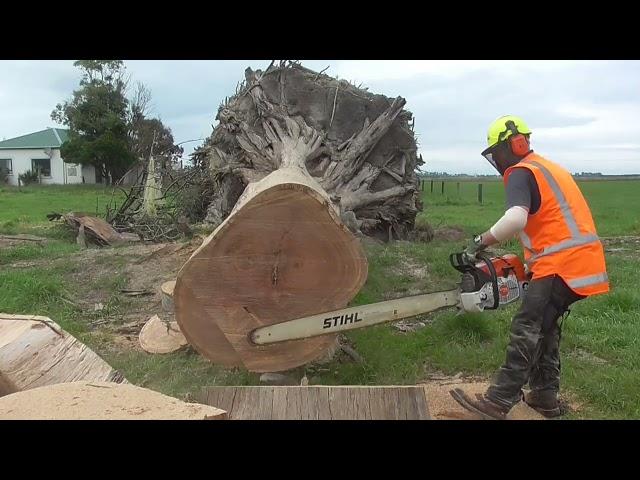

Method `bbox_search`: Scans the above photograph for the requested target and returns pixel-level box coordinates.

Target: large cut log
[175,116,368,372]
[0,314,126,396]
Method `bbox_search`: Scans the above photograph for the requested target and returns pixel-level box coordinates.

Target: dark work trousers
[486,274,584,410]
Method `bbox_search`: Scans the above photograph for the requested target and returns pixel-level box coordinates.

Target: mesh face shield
[481,145,499,172]
[481,142,518,176]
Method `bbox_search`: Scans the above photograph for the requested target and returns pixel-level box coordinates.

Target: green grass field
[420,179,640,237]
[0,184,118,236]
[1,182,639,418]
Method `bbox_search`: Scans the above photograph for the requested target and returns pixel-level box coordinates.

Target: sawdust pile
[421,379,546,420]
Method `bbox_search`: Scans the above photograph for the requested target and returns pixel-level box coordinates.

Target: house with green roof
[0,128,97,185]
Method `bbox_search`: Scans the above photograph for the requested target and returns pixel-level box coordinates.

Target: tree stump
[194,61,424,242]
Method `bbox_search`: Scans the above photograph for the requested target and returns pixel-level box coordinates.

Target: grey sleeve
[505,168,533,211]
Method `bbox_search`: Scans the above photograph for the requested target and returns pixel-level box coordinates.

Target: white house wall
[81,164,96,184]
[0,148,95,186]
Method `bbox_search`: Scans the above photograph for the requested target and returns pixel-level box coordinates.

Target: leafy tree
[53,60,183,184]
[130,116,184,166]
[52,61,135,184]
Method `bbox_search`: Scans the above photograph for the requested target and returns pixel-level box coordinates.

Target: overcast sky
[1,60,639,174]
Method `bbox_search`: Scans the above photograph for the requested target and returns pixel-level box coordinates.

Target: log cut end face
[175,180,368,372]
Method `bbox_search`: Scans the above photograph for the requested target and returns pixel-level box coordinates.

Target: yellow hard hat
[486,115,532,148]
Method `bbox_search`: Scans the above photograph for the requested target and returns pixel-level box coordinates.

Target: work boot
[450,388,510,420]
[523,390,562,418]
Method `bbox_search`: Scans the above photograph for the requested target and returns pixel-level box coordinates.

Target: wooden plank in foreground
[195,386,431,420]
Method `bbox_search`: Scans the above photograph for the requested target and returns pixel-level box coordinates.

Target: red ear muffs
[509,134,530,156]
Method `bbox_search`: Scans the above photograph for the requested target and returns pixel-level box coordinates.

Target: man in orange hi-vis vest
[450,115,609,420]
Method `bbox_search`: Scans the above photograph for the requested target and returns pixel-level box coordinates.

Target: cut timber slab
[160,280,176,312]
[0,381,227,420]
[139,314,188,354]
[195,386,430,420]
[0,314,126,397]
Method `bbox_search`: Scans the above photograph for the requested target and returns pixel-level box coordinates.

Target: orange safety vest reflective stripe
[504,153,609,297]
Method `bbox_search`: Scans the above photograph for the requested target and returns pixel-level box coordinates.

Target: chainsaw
[250,251,529,345]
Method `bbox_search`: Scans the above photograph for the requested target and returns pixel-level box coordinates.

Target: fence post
[441,181,445,195]
[430,179,433,193]
[478,183,483,204]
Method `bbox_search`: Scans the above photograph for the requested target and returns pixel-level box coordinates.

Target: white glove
[463,235,485,262]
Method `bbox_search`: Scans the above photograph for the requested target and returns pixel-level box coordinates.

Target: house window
[0,158,12,175]
[67,166,78,177]
[31,158,51,177]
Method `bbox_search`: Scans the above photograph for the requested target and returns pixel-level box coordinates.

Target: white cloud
[1,60,639,173]
[332,60,590,84]
[534,103,640,148]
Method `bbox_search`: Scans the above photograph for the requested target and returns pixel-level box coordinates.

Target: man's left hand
[463,234,486,262]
